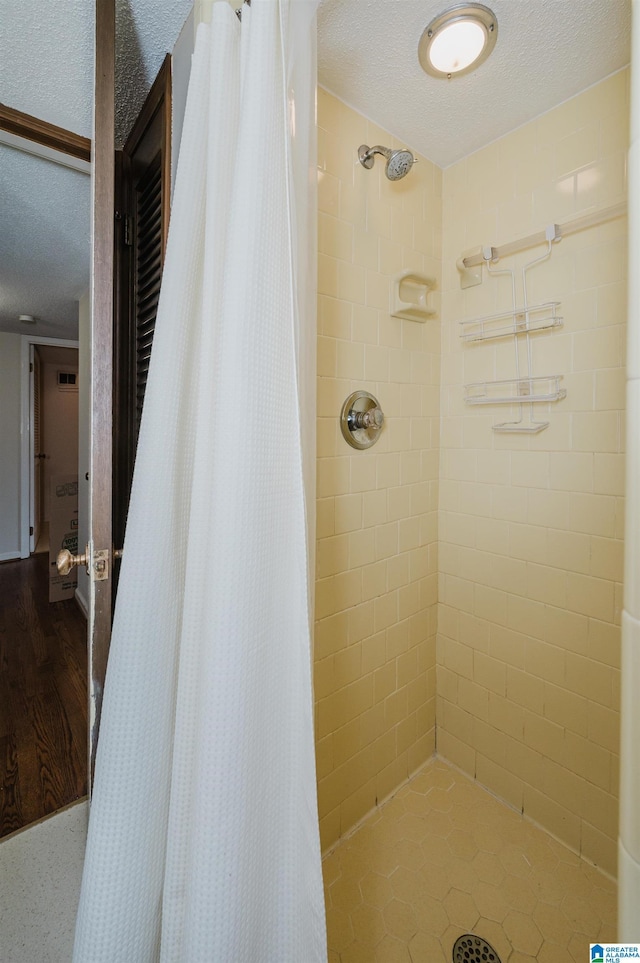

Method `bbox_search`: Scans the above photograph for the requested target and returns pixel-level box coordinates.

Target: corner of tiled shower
[323,759,616,962]
[0,61,628,963]
[317,67,627,960]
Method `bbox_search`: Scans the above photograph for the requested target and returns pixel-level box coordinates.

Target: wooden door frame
[0,103,91,162]
[89,0,115,776]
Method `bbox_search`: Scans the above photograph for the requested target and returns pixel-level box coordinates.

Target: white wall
[41,357,79,521]
[0,332,22,559]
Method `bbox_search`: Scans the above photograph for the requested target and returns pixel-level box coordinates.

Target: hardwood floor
[0,553,87,838]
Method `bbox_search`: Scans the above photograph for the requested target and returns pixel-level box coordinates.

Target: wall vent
[57,370,78,391]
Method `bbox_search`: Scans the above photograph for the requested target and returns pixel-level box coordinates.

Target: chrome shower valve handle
[350,406,384,431]
[341,391,385,449]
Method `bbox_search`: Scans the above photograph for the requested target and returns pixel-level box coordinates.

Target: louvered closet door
[134,156,163,432]
[113,55,171,580]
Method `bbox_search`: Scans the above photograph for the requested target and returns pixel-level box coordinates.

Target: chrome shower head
[386,149,415,181]
[358,144,416,181]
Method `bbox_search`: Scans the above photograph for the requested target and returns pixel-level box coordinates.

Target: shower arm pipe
[363,145,392,161]
[460,201,626,269]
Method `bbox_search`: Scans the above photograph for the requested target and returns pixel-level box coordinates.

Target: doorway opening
[0,335,87,838]
[29,343,80,562]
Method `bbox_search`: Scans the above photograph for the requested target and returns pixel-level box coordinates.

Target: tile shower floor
[323,759,616,963]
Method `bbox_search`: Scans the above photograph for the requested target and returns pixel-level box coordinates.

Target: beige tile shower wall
[315,89,442,851]
[439,70,628,877]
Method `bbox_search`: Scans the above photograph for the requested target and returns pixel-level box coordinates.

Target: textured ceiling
[115,0,193,145]
[0,0,94,339]
[318,0,632,168]
[0,0,633,345]
[0,0,94,138]
[0,0,192,340]
[0,146,90,339]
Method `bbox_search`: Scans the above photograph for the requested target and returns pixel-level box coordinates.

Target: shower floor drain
[452,934,502,963]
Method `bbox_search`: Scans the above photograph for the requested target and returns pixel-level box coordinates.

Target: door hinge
[124,214,133,248]
[29,526,33,536]
[29,362,33,372]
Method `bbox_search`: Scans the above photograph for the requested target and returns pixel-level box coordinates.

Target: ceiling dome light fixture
[419,3,498,79]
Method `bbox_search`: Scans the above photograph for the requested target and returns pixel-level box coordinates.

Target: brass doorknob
[56,548,88,576]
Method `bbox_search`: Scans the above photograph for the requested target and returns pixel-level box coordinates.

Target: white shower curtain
[73,2,326,960]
